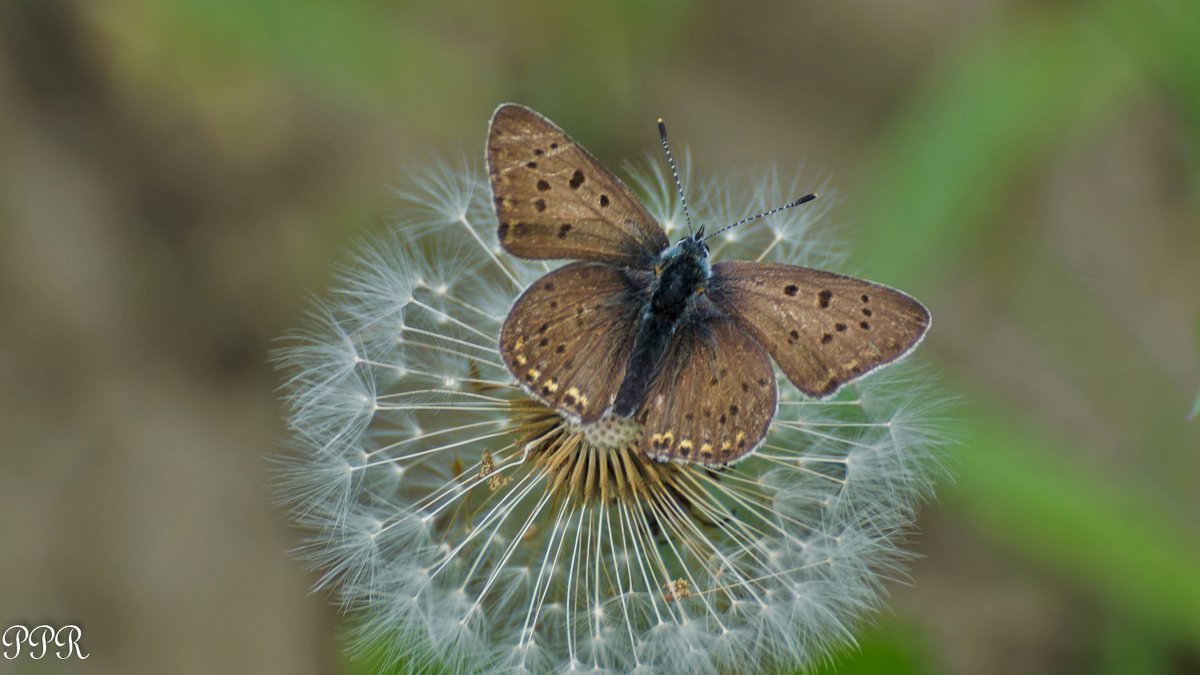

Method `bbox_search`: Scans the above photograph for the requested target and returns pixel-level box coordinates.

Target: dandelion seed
[274,159,949,674]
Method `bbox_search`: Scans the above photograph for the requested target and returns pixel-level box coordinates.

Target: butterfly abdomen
[613,310,678,416]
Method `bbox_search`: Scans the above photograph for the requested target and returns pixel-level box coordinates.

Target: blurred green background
[1,0,1197,673]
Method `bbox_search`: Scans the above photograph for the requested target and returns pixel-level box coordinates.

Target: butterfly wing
[488,104,670,269]
[636,317,777,465]
[500,262,646,422]
[710,261,930,398]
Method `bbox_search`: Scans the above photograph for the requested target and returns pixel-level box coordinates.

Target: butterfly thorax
[612,237,710,418]
[647,237,710,314]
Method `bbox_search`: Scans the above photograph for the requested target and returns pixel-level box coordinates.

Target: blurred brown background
[1,1,1197,674]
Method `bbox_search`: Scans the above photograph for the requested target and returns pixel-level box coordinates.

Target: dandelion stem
[458,215,523,289]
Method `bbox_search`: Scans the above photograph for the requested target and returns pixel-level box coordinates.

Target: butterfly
[487,103,930,466]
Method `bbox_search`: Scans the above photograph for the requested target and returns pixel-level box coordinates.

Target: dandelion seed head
[274,158,948,673]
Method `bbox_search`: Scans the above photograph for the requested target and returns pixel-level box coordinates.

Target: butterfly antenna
[703,193,818,242]
[657,118,695,237]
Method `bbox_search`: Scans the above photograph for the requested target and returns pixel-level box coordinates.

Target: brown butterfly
[488,103,929,466]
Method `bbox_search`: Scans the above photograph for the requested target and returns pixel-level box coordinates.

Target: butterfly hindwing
[637,317,776,465]
[488,104,669,269]
[500,262,646,422]
[710,261,930,398]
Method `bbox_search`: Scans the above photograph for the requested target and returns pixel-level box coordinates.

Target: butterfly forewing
[636,318,776,465]
[500,262,646,422]
[710,261,930,398]
[488,104,669,269]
